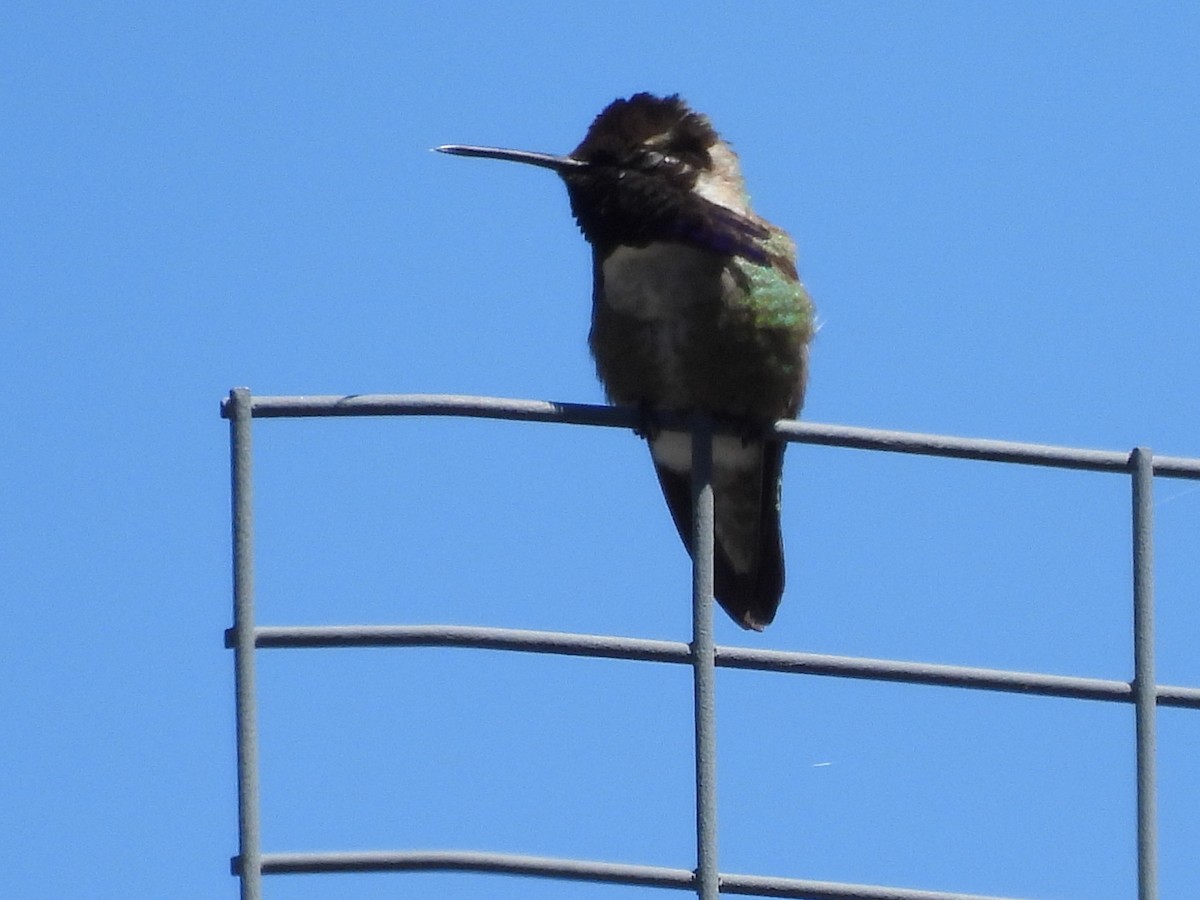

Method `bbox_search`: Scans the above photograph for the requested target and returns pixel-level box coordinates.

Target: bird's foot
[739,420,769,448]
[714,414,767,448]
[633,403,662,442]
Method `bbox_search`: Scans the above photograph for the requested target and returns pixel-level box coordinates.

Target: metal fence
[222,388,1200,900]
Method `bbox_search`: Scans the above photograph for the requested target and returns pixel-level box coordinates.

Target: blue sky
[4,3,1199,898]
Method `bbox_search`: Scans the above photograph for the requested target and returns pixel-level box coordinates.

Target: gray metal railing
[222,389,1200,900]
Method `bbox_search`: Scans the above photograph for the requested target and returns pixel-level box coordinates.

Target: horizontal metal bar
[217,392,1200,480]
[231,625,1200,709]
[246,850,687,888]
[219,391,642,427]
[772,419,1200,480]
[1157,684,1200,707]
[238,624,685,662]
[233,849,1030,899]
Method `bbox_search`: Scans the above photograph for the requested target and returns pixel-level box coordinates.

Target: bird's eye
[635,150,680,171]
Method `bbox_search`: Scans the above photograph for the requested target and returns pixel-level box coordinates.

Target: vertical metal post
[690,414,719,900]
[229,388,262,900]
[1130,447,1157,900]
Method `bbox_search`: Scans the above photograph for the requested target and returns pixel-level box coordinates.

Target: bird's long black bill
[435,144,586,173]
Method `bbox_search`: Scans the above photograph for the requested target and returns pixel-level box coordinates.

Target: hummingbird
[438,93,814,630]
